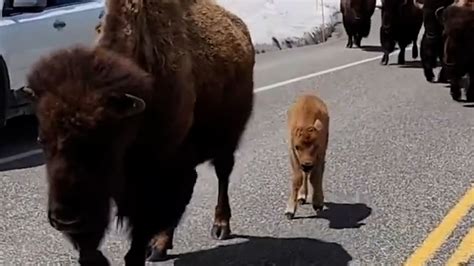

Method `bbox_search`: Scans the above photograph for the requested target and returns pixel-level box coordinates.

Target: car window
[2,0,93,16]
[46,0,92,8]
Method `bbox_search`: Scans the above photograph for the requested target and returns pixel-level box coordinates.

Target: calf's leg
[285,155,303,219]
[310,159,325,213]
[211,154,235,240]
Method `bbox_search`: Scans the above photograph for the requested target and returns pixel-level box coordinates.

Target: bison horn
[413,0,424,9]
[19,86,37,100]
[107,92,147,119]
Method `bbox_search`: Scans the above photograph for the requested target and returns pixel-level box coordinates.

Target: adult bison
[416,0,454,83]
[340,0,377,48]
[379,0,423,65]
[22,0,255,265]
[436,0,474,101]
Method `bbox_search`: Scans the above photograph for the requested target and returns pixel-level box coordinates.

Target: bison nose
[47,208,81,231]
[301,163,314,173]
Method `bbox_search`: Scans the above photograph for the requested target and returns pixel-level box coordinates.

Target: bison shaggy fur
[437,0,474,101]
[379,0,423,65]
[284,94,329,220]
[340,0,377,48]
[418,0,454,83]
[24,0,255,265]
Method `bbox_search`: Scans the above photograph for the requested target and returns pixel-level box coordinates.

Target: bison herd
[341,0,473,101]
[13,0,472,264]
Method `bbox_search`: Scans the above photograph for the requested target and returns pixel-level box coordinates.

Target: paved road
[1,9,473,266]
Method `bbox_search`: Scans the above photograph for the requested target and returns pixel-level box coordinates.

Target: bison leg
[69,233,109,266]
[354,34,362,48]
[125,231,148,266]
[380,53,389,65]
[412,40,418,59]
[450,77,462,102]
[309,159,325,213]
[398,46,406,65]
[147,227,175,262]
[437,66,449,83]
[211,154,235,240]
[420,34,435,82]
[466,72,474,102]
[346,35,353,48]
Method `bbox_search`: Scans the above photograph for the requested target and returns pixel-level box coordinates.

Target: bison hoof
[297,198,306,205]
[450,91,462,102]
[380,56,388,65]
[312,204,324,213]
[466,92,474,102]
[78,250,110,266]
[211,223,231,240]
[284,212,295,220]
[146,247,169,262]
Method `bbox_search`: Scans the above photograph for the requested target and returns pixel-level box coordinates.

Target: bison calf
[340,0,377,48]
[437,0,474,101]
[285,94,329,219]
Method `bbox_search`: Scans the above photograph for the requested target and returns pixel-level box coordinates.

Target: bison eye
[295,145,301,151]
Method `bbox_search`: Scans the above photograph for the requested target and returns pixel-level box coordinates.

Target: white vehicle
[0,0,104,127]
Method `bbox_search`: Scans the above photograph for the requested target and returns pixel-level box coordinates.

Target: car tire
[0,55,9,127]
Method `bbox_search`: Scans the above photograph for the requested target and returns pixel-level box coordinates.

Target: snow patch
[217,0,342,51]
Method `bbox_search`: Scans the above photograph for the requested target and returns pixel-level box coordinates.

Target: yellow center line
[446,227,474,266]
[403,186,474,266]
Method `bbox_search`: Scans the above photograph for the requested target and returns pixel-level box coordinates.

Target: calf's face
[292,120,325,173]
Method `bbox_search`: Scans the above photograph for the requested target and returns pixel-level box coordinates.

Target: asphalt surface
[1,9,473,266]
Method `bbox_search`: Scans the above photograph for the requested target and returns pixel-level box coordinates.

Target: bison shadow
[171,235,352,266]
[361,45,384,53]
[0,115,44,172]
[294,202,372,229]
[397,60,423,69]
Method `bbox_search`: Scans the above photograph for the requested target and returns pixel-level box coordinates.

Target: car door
[0,0,103,92]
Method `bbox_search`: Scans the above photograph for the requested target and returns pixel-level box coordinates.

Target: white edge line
[0,149,43,165]
[0,48,410,165]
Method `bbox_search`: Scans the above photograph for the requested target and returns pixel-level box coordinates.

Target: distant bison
[285,94,329,220]
[437,0,474,101]
[379,0,423,65]
[340,0,377,48]
[417,0,454,83]
[23,0,255,265]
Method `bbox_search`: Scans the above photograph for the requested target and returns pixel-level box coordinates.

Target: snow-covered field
[217,0,343,51]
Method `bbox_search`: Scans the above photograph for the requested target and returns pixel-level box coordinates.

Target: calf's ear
[313,119,324,131]
[104,92,146,119]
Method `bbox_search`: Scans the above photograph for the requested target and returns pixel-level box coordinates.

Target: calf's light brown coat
[285,94,329,219]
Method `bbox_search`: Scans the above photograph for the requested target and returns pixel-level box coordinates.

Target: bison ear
[105,93,146,119]
[313,119,324,131]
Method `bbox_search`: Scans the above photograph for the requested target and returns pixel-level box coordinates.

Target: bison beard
[23,0,255,265]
